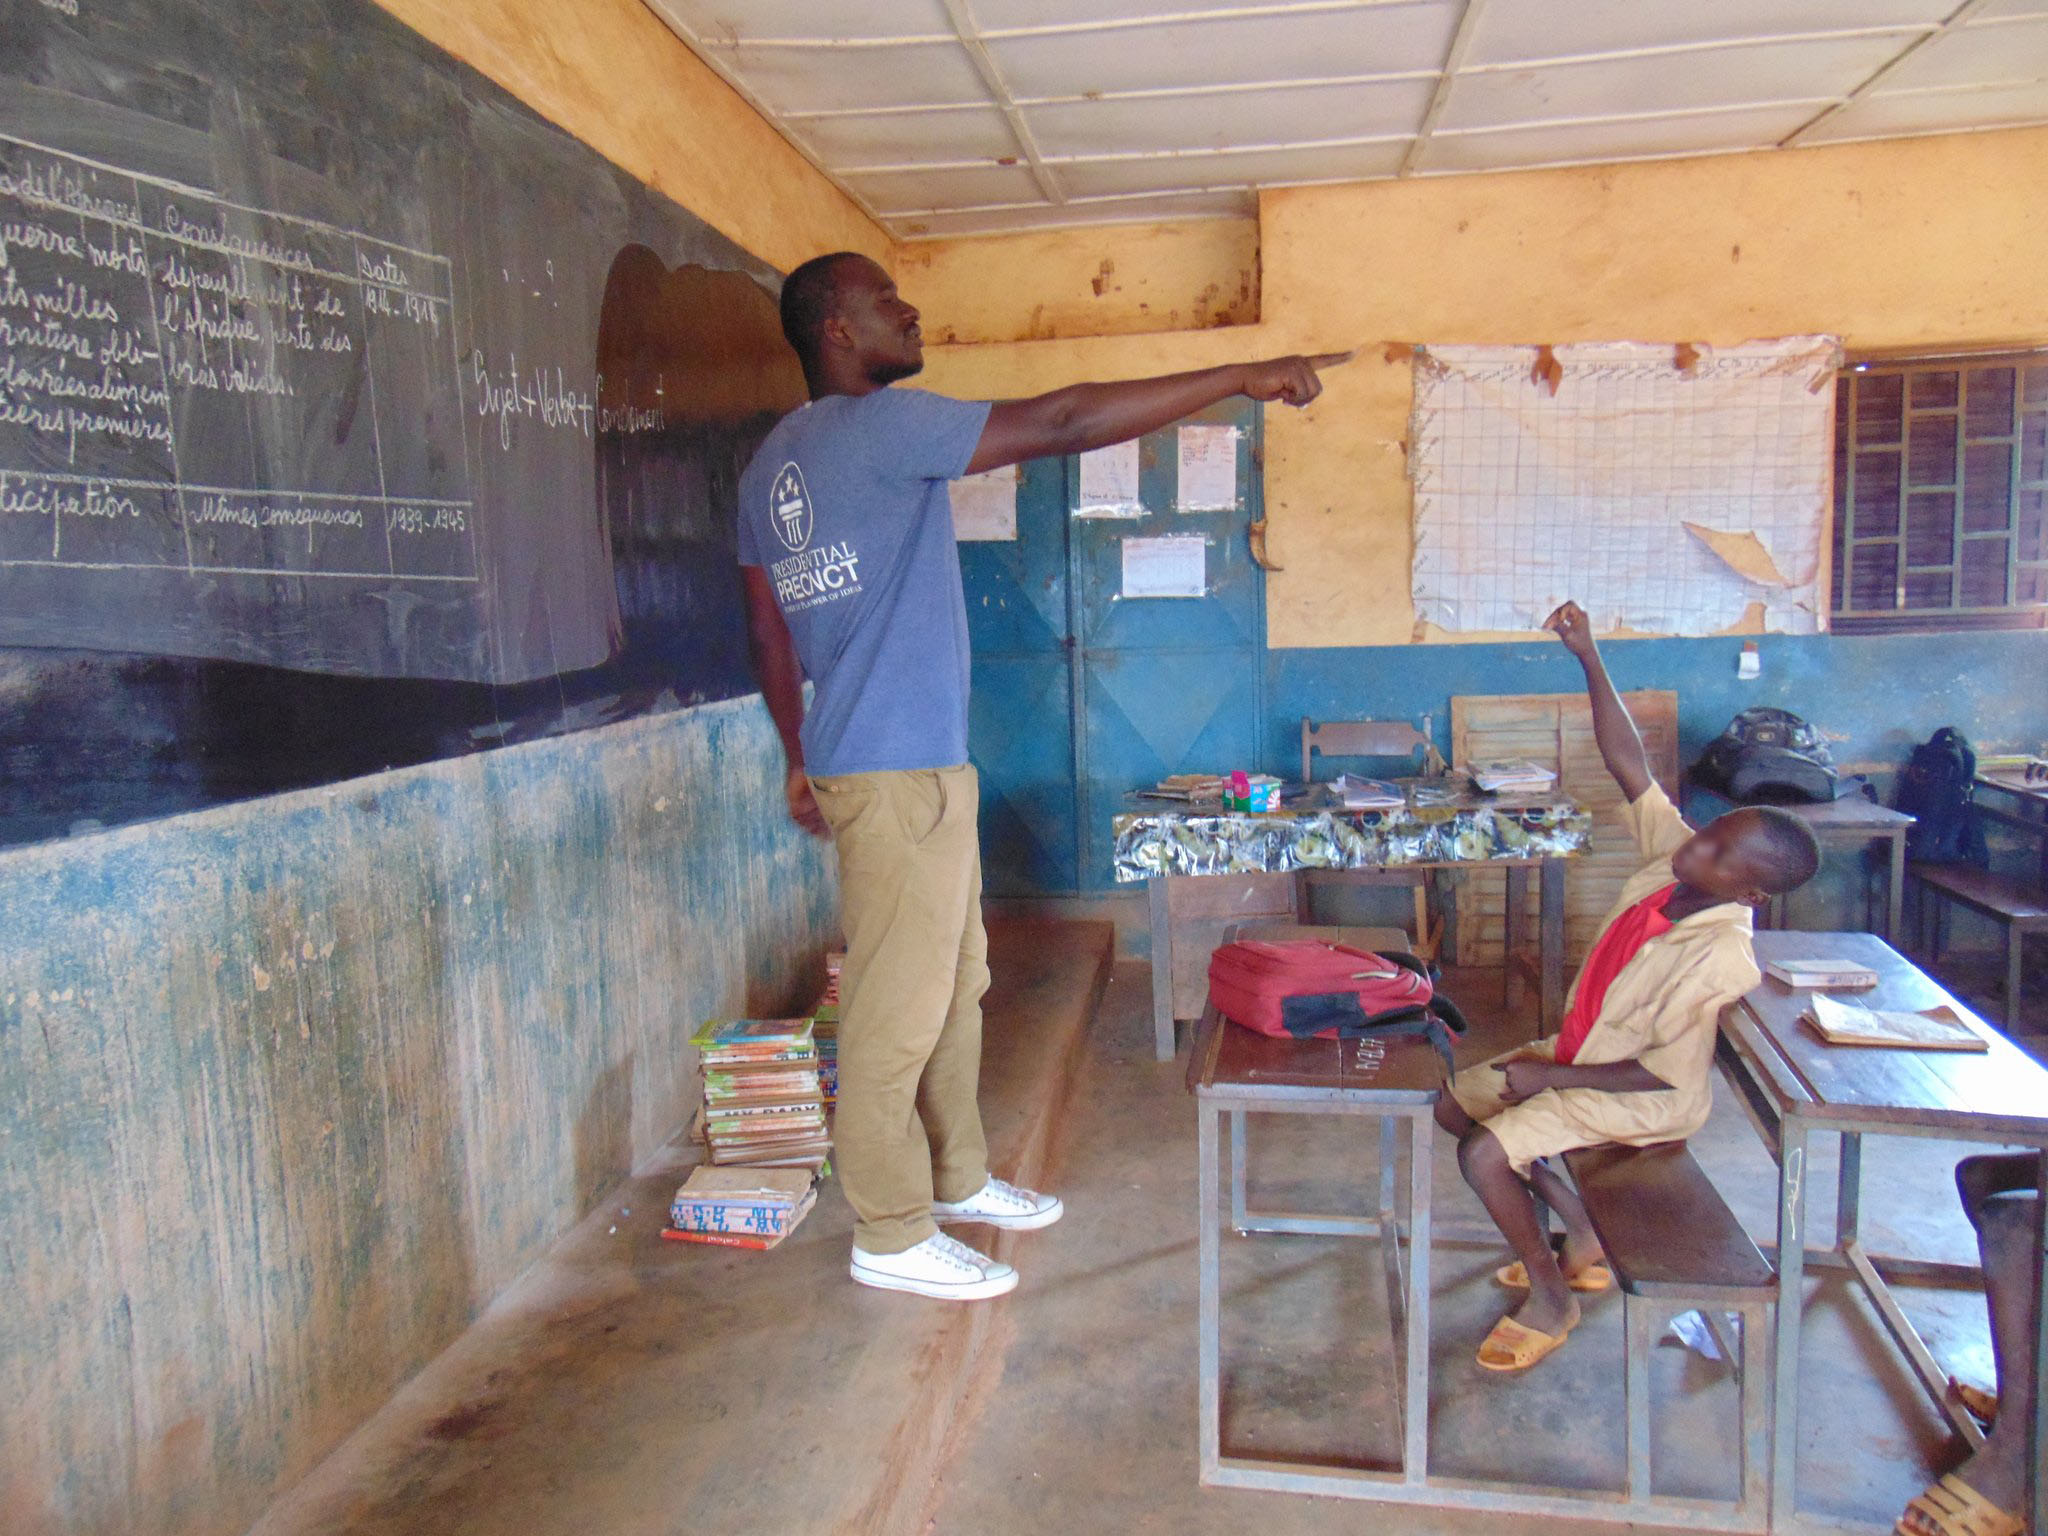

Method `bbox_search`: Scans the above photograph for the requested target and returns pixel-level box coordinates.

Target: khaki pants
[809,764,991,1255]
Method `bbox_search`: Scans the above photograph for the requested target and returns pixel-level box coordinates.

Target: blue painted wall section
[1265,629,2048,937]
[0,696,835,1536]
[1266,630,2048,779]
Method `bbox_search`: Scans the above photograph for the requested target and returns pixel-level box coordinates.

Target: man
[738,251,1344,1301]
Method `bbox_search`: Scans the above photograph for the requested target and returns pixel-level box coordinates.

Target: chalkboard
[0,0,810,846]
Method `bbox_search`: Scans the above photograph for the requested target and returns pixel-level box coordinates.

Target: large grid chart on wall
[1409,338,1841,636]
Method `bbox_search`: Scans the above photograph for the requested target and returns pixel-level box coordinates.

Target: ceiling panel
[896,189,1256,239]
[1423,103,1824,173]
[841,161,1047,213]
[1466,0,1948,67]
[988,7,1460,101]
[1060,138,1409,198]
[717,40,991,113]
[1440,34,1908,131]
[1025,76,1434,157]
[645,0,953,44]
[1803,78,2048,139]
[639,0,2048,239]
[1872,15,2048,91]
[971,0,1446,33]
[791,107,1022,167]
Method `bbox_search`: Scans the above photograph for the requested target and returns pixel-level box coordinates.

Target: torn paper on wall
[950,464,1018,542]
[1408,336,1840,636]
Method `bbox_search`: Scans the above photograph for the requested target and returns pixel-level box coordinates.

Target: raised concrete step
[252,918,1113,1536]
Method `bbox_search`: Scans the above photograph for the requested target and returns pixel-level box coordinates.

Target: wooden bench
[1910,861,2048,1026]
[1563,1141,1776,1529]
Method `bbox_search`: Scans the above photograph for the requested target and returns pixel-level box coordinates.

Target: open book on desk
[1801,991,1988,1052]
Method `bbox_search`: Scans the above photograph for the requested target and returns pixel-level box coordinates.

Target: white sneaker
[851,1232,1018,1301]
[933,1176,1064,1231]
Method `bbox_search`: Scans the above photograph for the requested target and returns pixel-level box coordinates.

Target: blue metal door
[962,457,1078,896]
[961,401,1264,896]
[1070,400,1265,891]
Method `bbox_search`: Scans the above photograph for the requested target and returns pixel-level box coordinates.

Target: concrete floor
[255,929,2038,1536]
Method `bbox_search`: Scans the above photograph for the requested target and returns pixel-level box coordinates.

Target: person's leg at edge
[816,770,980,1258]
[1910,1152,2041,1523]
[1458,1127,1580,1340]
[1436,1080,1600,1282]
[916,764,991,1207]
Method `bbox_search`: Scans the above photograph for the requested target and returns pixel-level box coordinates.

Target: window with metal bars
[1831,352,2048,632]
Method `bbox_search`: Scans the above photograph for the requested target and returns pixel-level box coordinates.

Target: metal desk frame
[1193,1003,1777,1531]
[1717,981,2048,1536]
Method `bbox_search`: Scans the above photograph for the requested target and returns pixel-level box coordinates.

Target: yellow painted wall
[892,218,1259,343]
[370,0,887,271]
[921,127,2048,647]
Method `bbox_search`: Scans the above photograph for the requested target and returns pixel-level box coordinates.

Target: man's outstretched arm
[1545,600,1653,803]
[743,565,827,838]
[963,353,1350,475]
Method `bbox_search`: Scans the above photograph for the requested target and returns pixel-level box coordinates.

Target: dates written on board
[0,133,476,582]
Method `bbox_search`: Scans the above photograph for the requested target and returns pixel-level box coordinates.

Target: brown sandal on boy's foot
[1946,1375,1999,1425]
[1895,1474,2025,1536]
[1495,1258,1615,1293]
[1476,1313,1575,1373]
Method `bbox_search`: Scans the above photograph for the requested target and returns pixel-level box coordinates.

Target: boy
[1434,600,1821,1371]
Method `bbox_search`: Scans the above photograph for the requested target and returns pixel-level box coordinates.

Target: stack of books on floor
[663,1165,817,1251]
[691,1018,831,1169]
[813,952,844,1109]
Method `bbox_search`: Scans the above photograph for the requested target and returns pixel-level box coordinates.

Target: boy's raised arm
[1544,601,1653,803]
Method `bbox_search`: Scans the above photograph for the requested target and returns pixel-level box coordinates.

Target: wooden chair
[1298,716,1444,961]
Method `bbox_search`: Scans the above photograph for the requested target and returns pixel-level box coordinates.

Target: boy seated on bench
[1433,600,1821,1373]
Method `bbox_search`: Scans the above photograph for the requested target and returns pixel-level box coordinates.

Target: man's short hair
[1746,805,1822,895]
[779,252,863,374]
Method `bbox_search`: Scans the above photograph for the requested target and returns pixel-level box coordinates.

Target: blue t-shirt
[737,388,992,777]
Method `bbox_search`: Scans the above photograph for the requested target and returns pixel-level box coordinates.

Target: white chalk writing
[471,351,596,451]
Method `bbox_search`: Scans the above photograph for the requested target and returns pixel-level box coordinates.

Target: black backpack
[1897,727,1988,866]
[1692,707,1853,804]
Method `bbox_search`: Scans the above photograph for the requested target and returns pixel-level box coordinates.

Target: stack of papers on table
[1765,957,1879,990]
[1466,759,1559,794]
[664,1165,817,1251]
[1802,992,1986,1051]
[691,1018,831,1168]
[1331,774,1405,810]
[1141,773,1225,801]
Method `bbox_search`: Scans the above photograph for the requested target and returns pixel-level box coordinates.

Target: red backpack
[1207,939,1467,1065]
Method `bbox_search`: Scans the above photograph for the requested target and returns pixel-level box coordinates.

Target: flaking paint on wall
[0,695,834,1536]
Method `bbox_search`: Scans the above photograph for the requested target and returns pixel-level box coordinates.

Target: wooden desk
[1716,931,2048,1535]
[1117,786,1590,1059]
[1976,769,2048,891]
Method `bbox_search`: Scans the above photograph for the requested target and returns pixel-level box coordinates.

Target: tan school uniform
[1449,783,1761,1176]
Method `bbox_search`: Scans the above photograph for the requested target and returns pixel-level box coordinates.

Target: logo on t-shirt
[771,462,813,553]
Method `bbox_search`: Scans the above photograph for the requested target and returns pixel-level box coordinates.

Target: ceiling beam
[1780,0,1994,146]
[1400,0,1486,176]
[935,0,1066,207]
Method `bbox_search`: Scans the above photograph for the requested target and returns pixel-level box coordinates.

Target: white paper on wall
[1076,439,1144,517]
[1176,424,1239,510]
[1408,336,1841,636]
[1121,535,1207,598]
[950,464,1018,541]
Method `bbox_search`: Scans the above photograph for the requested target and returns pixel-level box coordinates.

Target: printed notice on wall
[950,464,1017,541]
[1176,424,1238,510]
[1076,439,1143,517]
[1121,535,1207,599]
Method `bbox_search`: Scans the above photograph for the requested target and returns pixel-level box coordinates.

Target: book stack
[663,1165,817,1251]
[1331,773,1405,810]
[691,1018,831,1168]
[811,1003,840,1109]
[1765,956,1879,990]
[1466,759,1559,794]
